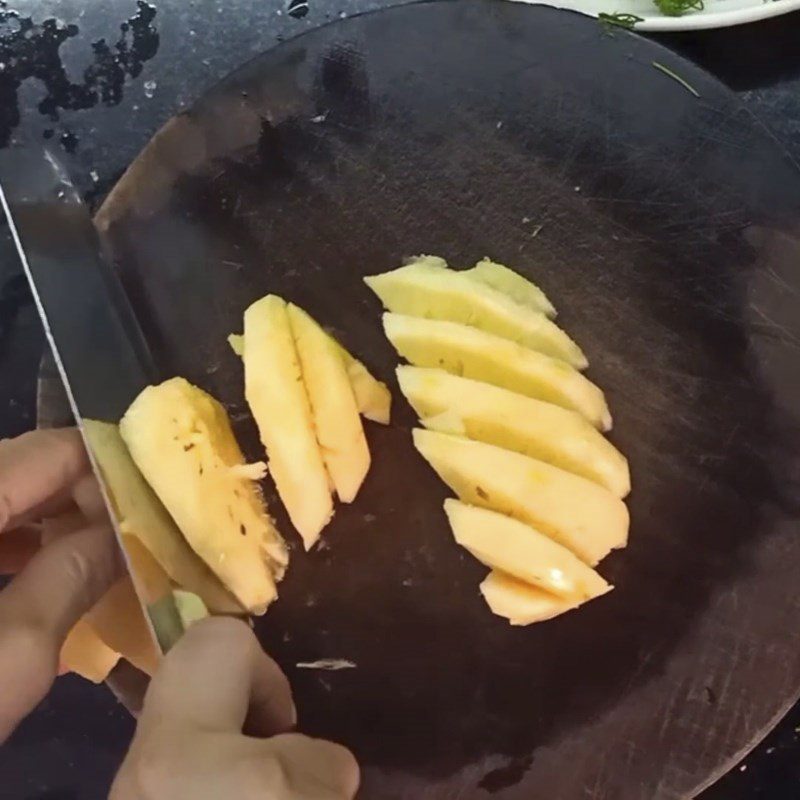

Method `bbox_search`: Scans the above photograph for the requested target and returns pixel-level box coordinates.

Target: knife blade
[0,144,184,655]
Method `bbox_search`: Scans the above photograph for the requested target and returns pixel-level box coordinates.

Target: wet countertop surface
[1,1,800,798]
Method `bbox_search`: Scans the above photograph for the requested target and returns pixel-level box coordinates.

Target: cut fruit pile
[61,254,631,681]
[366,256,630,625]
[62,300,389,684]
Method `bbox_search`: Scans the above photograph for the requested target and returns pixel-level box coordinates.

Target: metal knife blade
[0,144,184,655]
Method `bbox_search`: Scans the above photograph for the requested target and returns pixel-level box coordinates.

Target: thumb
[112,618,359,800]
[139,616,296,737]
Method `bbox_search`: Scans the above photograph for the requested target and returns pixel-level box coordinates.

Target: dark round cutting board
[90,2,800,797]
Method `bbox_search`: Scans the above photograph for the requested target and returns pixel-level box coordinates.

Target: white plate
[514,0,800,30]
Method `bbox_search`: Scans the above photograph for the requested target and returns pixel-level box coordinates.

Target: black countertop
[1,1,799,797]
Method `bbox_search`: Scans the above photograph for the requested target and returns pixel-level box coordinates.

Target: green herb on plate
[598,11,644,28]
[653,0,704,15]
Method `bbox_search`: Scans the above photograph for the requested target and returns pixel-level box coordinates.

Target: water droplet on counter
[143,79,156,98]
[90,169,99,183]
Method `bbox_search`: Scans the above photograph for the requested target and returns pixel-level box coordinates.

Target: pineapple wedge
[231,332,390,425]
[445,500,611,600]
[87,576,161,676]
[243,296,334,549]
[337,347,391,425]
[413,429,628,565]
[83,420,242,613]
[463,259,556,318]
[60,618,121,684]
[480,571,586,625]
[288,303,370,503]
[384,314,611,430]
[397,367,629,497]
[120,377,288,613]
[365,259,584,367]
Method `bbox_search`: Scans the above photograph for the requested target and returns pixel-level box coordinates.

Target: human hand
[0,428,122,743]
[111,617,360,799]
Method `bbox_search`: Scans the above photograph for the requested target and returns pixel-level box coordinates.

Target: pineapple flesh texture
[445,500,611,600]
[413,428,628,566]
[243,295,334,549]
[397,367,628,497]
[480,571,589,625]
[288,303,370,503]
[384,313,611,431]
[365,259,585,367]
[463,259,556,318]
[84,419,242,613]
[120,377,288,614]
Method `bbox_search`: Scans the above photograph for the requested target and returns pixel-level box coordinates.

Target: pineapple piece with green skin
[445,500,611,600]
[480,571,589,625]
[229,333,391,426]
[84,420,242,614]
[413,429,628,566]
[288,303,370,503]
[384,313,611,431]
[397,367,628,497]
[243,296,334,549]
[365,259,585,367]
[120,378,288,614]
[463,259,556,318]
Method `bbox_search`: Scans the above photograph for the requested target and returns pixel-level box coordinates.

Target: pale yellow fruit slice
[87,576,161,676]
[227,333,244,355]
[288,303,370,503]
[366,259,585,367]
[120,377,288,613]
[243,296,334,549]
[480,571,586,625]
[384,314,611,430]
[413,429,628,565]
[337,348,391,425]
[445,500,611,600]
[397,367,628,497]
[463,259,556,318]
[60,618,121,684]
[231,331,391,425]
[83,420,242,613]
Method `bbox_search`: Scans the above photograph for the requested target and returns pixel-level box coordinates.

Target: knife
[0,144,184,655]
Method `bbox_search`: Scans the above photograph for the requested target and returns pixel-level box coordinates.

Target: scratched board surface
[89,2,800,797]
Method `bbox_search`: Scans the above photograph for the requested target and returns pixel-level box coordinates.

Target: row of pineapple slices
[64,254,629,685]
[365,257,630,625]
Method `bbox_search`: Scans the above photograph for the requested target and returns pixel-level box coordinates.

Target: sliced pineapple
[231,329,390,425]
[463,259,556,318]
[86,576,161,676]
[288,303,370,503]
[365,259,584,367]
[120,377,288,613]
[83,420,242,613]
[242,296,334,549]
[384,314,611,430]
[60,618,121,684]
[337,347,391,425]
[397,367,628,497]
[445,500,611,600]
[413,429,628,565]
[480,571,585,625]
